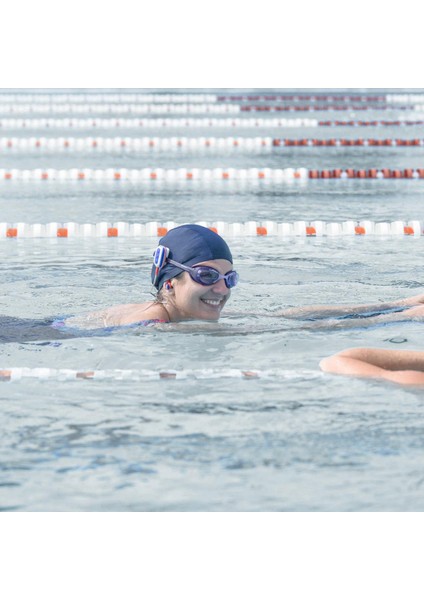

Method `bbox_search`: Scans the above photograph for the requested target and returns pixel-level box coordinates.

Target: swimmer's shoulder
[95,302,169,326]
[64,302,169,329]
[108,302,169,325]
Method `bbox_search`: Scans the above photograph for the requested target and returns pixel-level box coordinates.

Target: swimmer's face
[167,259,233,321]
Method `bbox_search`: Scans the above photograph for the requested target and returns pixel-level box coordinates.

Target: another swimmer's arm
[320,348,424,385]
[276,297,421,320]
[318,308,423,328]
[224,304,406,319]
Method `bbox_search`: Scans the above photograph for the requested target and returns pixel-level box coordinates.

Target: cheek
[187,290,210,312]
[176,284,203,308]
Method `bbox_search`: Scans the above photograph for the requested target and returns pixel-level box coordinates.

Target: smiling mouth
[201,299,223,307]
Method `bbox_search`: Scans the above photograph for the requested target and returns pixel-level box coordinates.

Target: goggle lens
[193,266,239,288]
[226,271,239,288]
[195,267,220,285]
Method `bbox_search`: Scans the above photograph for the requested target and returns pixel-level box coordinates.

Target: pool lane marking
[0,93,219,104]
[0,368,322,382]
[1,137,424,150]
[1,167,424,180]
[0,104,242,115]
[0,104,422,115]
[0,93,420,103]
[1,118,424,128]
[0,221,421,238]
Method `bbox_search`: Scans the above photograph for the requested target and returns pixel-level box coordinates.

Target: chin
[197,301,225,321]
[200,314,221,322]
[196,308,221,321]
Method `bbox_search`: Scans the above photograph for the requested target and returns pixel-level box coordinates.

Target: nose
[211,278,230,295]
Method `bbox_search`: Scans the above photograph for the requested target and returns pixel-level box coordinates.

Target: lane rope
[0,221,421,238]
[0,117,319,128]
[272,138,424,147]
[0,93,420,104]
[0,118,422,129]
[0,367,321,382]
[1,137,424,151]
[0,167,423,180]
[387,94,424,103]
[319,120,424,127]
[0,104,241,115]
[0,104,421,115]
[221,94,424,103]
[0,94,219,104]
[239,105,422,112]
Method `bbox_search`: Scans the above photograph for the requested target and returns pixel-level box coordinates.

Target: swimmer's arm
[223,306,424,328]
[223,306,406,319]
[299,308,424,330]
[275,295,424,320]
[320,348,424,385]
[223,294,424,320]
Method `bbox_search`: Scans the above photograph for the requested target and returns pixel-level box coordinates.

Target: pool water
[0,89,423,511]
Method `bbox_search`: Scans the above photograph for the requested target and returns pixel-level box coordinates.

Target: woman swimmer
[62,223,424,331]
[62,223,239,330]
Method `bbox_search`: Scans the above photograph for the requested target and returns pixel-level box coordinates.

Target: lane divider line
[1,137,424,150]
[239,105,424,112]
[0,168,423,180]
[0,221,421,238]
[0,94,219,104]
[0,118,423,129]
[221,94,424,103]
[272,138,424,147]
[0,104,242,115]
[0,104,421,115]
[0,93,420,104]
[318,120,424,127]
[0,367,321,382]
[0,117,319,128]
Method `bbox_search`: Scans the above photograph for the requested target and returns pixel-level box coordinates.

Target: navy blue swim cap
[151,224,233,290]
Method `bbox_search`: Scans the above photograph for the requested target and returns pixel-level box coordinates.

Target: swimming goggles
[167,259,239,288]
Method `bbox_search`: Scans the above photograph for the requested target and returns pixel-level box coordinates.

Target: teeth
[202,299,221,306]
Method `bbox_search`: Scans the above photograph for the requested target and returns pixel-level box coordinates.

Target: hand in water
[400,293,424,306]
[402,305,424,318]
